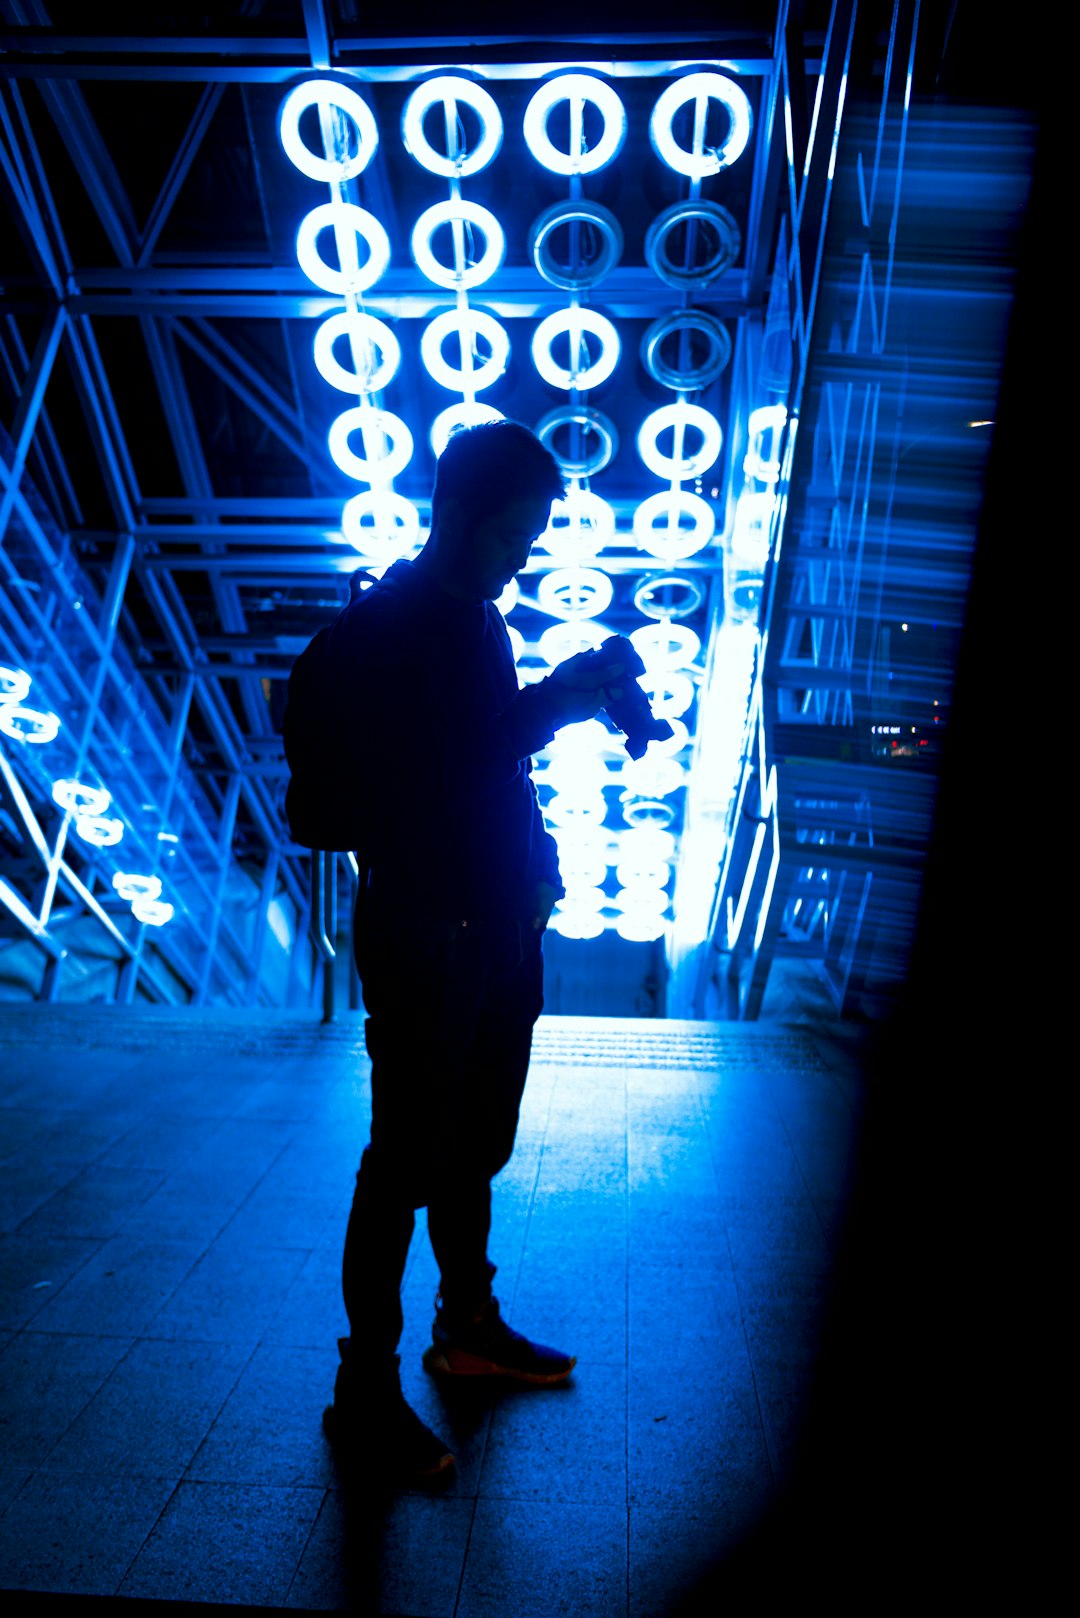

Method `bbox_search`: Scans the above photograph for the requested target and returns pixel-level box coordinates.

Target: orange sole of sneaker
[422,1345,577,1385]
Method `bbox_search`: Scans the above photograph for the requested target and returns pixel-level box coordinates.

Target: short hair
[431,420,564,527]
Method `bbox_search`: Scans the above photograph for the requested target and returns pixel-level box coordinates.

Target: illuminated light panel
[629,622,701,669]
[52,778,111,817]
[420,309,510,393]
[614,910,666,942]
[650,71,752,176]
[537,566,614,620]
[523,74,626,175]
[539,491,615,561]
[532,307,620,391]
[637,404,722,481]
[342,491,421,555]
[731,491,775,567]
[544,754,609,796]
[402,76,503,176]
[411,199,505,289]
[279,80,379,182]
[313,311,401,395]
[430,402,505,457]
[131,897,175,927]
[74,814,124,847]
[505,624,525,663]
[112,872,162,901]
[640,716,690,757]
[295,202,391,295]
[537,620,610,666]
[0,706,60,743]
[633,491,715,561]
[0,666,31,704]
[494,578,519,617]
[329,407,414,484]
[743,405,787,484]
[537,406,618,478]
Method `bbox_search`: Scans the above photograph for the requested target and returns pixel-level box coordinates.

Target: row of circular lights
[0,666,174,927]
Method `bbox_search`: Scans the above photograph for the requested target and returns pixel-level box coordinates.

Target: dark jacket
[323,559,563,920]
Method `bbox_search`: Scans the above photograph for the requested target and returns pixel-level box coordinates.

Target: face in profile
[451,495,553,602]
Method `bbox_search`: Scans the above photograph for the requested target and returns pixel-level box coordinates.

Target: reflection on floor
[0,1002,867,1615]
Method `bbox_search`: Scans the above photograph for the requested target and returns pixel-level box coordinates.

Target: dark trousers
[342,905,544,1365]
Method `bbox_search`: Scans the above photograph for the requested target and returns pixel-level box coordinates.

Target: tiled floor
[0,1004,866,1615]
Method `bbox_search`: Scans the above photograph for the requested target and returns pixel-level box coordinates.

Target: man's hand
[531,880,561,931]
[544,648,625,727]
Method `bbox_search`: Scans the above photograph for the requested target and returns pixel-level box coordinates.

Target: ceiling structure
[0,3,1036,1015]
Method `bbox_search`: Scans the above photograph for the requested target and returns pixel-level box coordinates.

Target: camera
[597,635,674,759]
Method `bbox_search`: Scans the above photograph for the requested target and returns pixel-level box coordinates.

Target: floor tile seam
[171,1127,309,1279]
[450,1494,481,1618]
[2,1235,112,1332]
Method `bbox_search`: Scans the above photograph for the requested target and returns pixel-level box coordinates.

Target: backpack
[282,620,366,854]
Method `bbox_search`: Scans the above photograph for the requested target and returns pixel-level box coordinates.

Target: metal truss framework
[0,3,1031,1015]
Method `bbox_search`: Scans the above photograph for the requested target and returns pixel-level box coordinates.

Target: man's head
[425,420,564,602]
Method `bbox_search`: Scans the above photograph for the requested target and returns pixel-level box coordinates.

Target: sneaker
[422,1298,576,1386]
[323,1346,455,1486]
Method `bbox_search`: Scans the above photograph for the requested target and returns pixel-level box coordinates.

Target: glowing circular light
[536,406,618,478]
[537,567,614,620]
[621,755,688,798]
[544,755,610,799]
[623,798,675,830]
[420,309,509,393]
[131,897,175,926]
[430,402,505,458]
[638,404,722,481]
[0,705,60,744]
[633,573,707,622]
[532,308,620,392]
[537,620,610,667]
[549,907,606,939]
[616,856,671,888]
[615,910,666,942]
[545,792,608,827]
[74,814,124,847]
[557,848,609,886]
[558,884,606,912]
[342,491,421,555]
[629,622,701,669]
[494,578,519,616]
[296,203,390,296]
[743,405,788,484]
[633,492,715,561]
[638,671,695,720]
[402,75,503,176]
[649,72,752,176]
[619,827,676,863]
[731,491,775,566]
[313,312,401,396]
[528,199,623,289]
[52,778,111,817]
[279,80,379,182]
[329,407,413,484]
[0,665,31,704]
[112,872,162,902]
[523,74,626,175]
[504,623,526,663]
[616,882,670,913]
[641,308,732,390]
[539,491,615,562]
[411,200,505,290]
[547,719,611,759]
[645,199,742,290]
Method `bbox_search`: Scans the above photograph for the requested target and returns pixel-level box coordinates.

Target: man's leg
[424,925,575,1385]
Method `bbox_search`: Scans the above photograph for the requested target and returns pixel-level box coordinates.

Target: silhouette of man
[321,421,624,1484]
